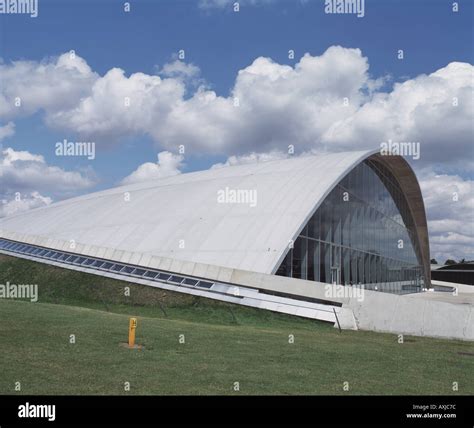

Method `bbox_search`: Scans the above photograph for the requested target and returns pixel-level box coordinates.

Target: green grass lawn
[0,254,473,395]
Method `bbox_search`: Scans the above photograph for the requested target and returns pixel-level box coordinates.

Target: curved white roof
[1,149,412,275]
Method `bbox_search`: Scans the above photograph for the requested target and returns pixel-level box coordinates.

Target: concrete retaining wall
[345,290,473,341]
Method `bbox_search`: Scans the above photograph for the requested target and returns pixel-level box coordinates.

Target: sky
[0,0,473,262]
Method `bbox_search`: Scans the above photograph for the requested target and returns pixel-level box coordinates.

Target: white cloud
[0,146,96,218]
[0,53,96,120]
[1,147,44,165]
[38,46,377,153]
[418,170,474,263]
[120,151,184,185]
[211,149,290,168]
[159,60,200,81]
[0,147,96,198]
[0,121,15,141]
[198,0,276,9]
[0,191,52,218]
[46,67,185,141]
[2,47,472,169]
[322,62,474,168]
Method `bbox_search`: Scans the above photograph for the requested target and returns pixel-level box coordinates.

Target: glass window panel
[332,190,342,246]
[341,194,350,246]
[314,241,320,282]
[351,250,357,284]
[358,252,365,285]
[370,254,377,285]
[362,162,369,203]
[144,271,158,278]
[319,243,328,283]
[350,201,358,250]
[301,224,308,237]
[364,253,371,284]
[340,172,349,190]
[275,249,292,277]
[342,247,350,285]
[320,242,327,283]
[197,281,213,289]
[321,201,332,242]
[292,238,307,279]
[308,210,320,239]
[307,240,315,281]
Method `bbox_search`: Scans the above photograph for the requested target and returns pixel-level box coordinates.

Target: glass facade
[275,158,424,293]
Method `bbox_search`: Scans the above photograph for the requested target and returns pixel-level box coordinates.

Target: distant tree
[444,259,457,265]
[459,258,466,264]
[430,258,438,264]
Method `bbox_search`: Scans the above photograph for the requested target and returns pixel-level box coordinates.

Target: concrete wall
[344,290,473,341]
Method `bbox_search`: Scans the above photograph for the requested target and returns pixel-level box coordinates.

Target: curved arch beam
[370,153,431,286]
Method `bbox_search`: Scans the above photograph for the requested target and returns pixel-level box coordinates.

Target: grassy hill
[0,254,473,395]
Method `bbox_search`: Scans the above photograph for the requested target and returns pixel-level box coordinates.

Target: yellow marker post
[128,317,137,348]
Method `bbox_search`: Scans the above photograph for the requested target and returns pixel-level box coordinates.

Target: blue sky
[1,0,472,180]
[0,0,473,260]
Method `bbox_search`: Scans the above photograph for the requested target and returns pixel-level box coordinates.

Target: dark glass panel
[307,240,315,281]
[320,200,332,243]
[144,271,158,278]
[292,238,307,279]
[308,210,320,239]
[341,192,351,247]
[342,248,350,285]
[197,281,213,289]
[275,249,292,277]
[358,252,364,285]
[169,275,184,284]
[320,242,331,284]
